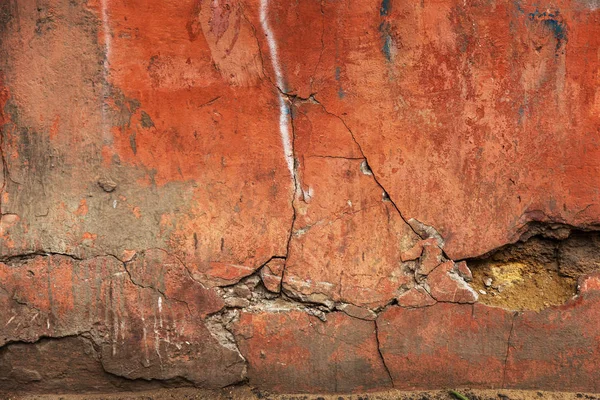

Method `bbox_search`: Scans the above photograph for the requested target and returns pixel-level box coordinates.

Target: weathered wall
[0,0,600,394]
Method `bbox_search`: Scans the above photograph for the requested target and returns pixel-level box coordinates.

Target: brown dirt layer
[470,260,576,311]
[6,387,600,400]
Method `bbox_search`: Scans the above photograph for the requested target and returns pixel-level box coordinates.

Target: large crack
[279,94,298,297]
[310,97,426,242]
[0,251,191,316]
[0,128,8,215]
[0,250,249,389]
[2,232,598,393]
[502,311,518,389]
[374,319,394,388]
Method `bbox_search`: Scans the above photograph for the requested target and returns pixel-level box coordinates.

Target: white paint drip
[259,0,296,184]
[101,0,111,62]
[157,296,163,328]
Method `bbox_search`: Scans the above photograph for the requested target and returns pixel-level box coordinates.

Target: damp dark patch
[129,131,137,155]
[0,1,13,37]
[109,86,141,129]
[140,110,155,128]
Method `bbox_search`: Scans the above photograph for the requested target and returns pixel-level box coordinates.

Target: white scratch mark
[153,311,163,369]
[112,294,118,356]
[112,199,117,208]
[259,0,297,184]
[46,318,50,330]
[120,320,126,341]
[141,309,150,367]
[582,0,600,10]
[5,315,15,326]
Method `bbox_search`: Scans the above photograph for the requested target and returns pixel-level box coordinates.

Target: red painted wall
[0,0,599,394]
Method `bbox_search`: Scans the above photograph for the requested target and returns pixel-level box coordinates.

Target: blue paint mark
[518,101,529,125]
[335,67,344,98]
[543,18,567,42]
[380,0,391,16]
[514,0,525,14]
[382,34,393,61]
[379,22,393,62]
[528,10,567,53]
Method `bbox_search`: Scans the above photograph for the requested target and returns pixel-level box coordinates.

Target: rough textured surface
[1,0,600,395]
[0,254,245,389]
[300,0,600,260]
[504,275,600,392]
[378,273,600,392]
[233,311,392,393]
[378,303,513,390]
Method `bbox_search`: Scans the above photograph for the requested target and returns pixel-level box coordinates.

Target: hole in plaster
[465,226,600,311]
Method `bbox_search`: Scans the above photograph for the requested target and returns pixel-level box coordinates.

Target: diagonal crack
[312,98,426,241]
